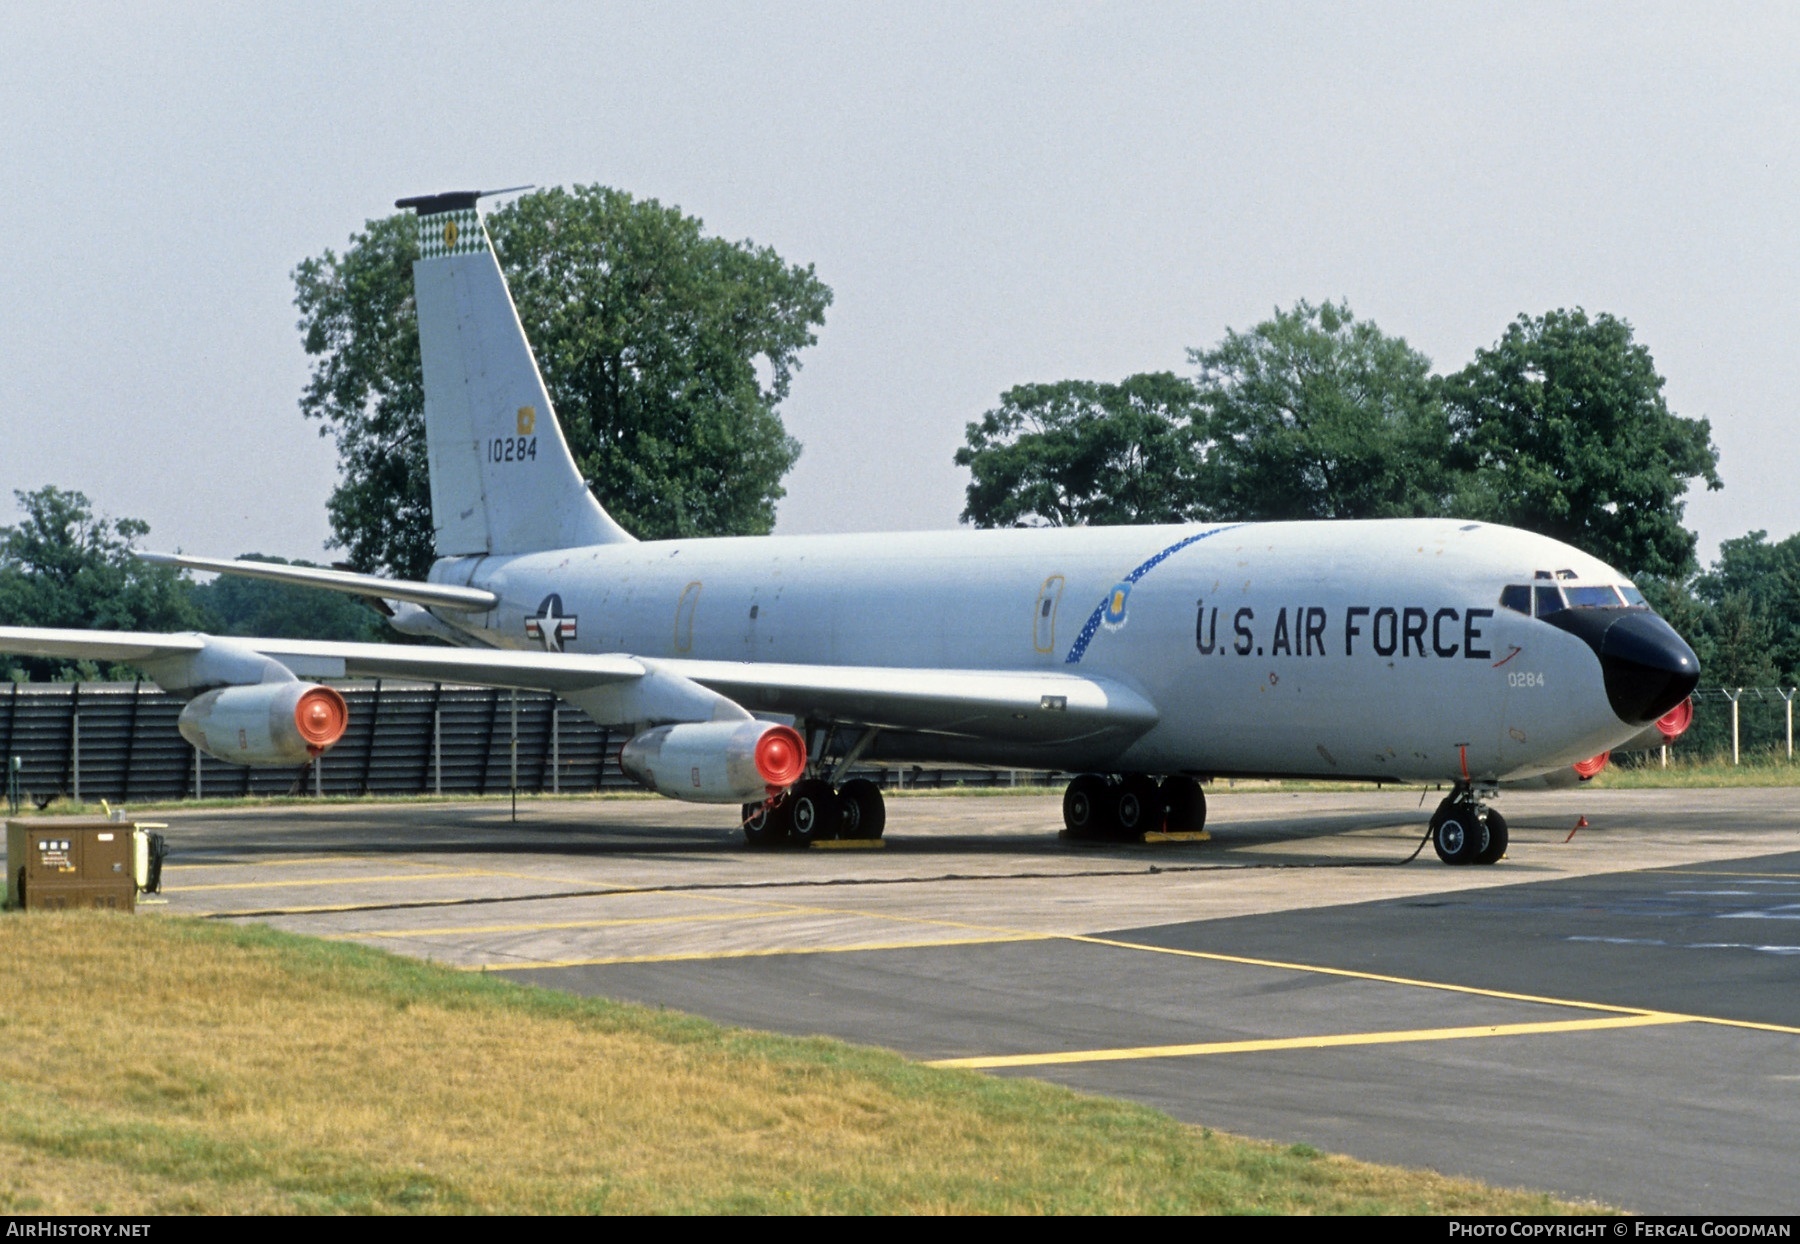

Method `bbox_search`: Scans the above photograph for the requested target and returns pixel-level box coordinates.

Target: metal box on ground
[6,818,138,912]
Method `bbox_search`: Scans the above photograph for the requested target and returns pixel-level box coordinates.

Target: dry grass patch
[0,914,1602,1213]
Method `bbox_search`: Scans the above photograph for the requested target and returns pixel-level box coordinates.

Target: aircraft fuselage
[428,516,1661,785]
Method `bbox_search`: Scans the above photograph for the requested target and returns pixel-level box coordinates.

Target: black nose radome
[1543,607,1701,725]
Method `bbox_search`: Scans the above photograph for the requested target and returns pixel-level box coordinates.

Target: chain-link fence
[1660,687,1799,765]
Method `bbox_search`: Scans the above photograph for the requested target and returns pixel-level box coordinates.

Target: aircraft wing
[0,628,1156,746]
[254,646,1160,748]
[0,628,209,663]
[0,628,641,694]
[660,658,1158,746]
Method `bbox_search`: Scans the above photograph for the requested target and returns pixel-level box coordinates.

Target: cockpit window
[1505,580,1645,615]
[1565,585,1623,608]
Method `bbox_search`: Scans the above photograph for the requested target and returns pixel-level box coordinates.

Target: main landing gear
[1429,784,1508,865]
[1061,773,1208,841]
[743,777,887,848]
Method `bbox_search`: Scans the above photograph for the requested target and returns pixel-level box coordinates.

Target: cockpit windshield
[1498,577,1640,616]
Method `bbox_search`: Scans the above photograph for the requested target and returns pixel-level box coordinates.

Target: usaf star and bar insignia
[525,594,578,652]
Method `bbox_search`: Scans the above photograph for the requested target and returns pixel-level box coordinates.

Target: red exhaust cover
[294,685,350,754]
[753,724,806,789]
[1656,698,1694,741]
[1572,751,1610,779]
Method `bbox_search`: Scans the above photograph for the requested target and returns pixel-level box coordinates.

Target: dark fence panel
[0,681,627,805]
[0,681,1052,806]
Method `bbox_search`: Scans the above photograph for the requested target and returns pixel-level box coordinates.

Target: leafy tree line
[0,487,384,681]
[959,300,1720,582]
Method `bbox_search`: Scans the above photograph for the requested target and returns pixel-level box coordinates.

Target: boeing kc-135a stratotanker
[0,189,1701,864]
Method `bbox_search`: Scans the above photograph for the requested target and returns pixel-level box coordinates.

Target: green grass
[0,911,1604,1215]
[1589,753,1800,788]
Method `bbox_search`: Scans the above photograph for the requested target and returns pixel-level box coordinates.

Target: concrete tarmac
[69,785,1800,1212]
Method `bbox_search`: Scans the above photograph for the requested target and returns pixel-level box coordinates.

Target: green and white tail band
[417,207,487,260]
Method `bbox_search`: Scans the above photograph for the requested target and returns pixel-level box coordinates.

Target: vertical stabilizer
[399,190,634,556]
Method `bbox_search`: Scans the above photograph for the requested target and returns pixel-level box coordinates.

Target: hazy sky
[3,4,1795,570]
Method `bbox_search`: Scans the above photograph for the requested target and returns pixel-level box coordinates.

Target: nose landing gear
[1429,784,1508,865]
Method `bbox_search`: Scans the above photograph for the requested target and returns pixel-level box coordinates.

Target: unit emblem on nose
[1101,581,1131,632]
[525,594,578,652]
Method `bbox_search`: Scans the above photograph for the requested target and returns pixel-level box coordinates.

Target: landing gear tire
[1115,774,1163,839]
[838,778,887,839]
[1474,809,1508,865]
[1430,798,1489,866]
[788,779,840,847]
[1162,777,1207,833]
[1062,774,1112,839]
[742,797,791,848]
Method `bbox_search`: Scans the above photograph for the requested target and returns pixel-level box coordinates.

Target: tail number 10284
[489,436,537,464]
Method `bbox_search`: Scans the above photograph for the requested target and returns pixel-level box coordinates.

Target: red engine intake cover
[1573,751,1611,779]
[294,685,350,754]
[753,724,806,789]
[1656,698,1694,742]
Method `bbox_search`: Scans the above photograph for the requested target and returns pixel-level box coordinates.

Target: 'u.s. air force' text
[1195,603,1498,659]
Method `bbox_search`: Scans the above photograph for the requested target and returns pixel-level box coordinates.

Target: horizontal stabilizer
[137,552,497,612]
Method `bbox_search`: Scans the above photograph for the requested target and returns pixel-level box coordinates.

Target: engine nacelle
[1615,697,1696,754]
[618,720,806,804]
[178,682,349,766]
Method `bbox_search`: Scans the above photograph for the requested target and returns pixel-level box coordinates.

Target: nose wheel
[1429,787,1507,865]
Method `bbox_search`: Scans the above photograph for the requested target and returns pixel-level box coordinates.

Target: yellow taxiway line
[465,931,1054,971]
[926,1013,1694,1069]
[1064,935,1800,1036]
[164,870,501,893]
[327,907,807,940]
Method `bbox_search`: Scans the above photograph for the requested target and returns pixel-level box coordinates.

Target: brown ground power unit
[6,818,138,912]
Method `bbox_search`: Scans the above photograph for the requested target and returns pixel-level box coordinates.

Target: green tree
[1694,530,1800,685]
[293,214,434,579]
[189,555,386,643]
[1189,300,1454,522]
[295,185,831,578]
[955,373,1206,527]
[1444,309,1721,581]
[0,487,200,680]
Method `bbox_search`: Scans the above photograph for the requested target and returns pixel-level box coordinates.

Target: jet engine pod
[619,720,807,804]
[1612,696,1697,754]
[178,682,349,766]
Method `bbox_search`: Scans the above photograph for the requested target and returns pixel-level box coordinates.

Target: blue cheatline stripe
[1063,524,1245,664]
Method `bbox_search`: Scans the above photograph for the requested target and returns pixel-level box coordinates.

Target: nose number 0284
[1507,670,1546,688]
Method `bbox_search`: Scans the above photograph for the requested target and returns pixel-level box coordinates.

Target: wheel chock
[810,838,887,850]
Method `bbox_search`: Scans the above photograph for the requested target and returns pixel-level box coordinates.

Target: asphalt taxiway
[81,786,1800,1212]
